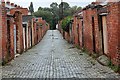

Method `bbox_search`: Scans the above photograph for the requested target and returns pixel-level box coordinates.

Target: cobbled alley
[2,30,120,79]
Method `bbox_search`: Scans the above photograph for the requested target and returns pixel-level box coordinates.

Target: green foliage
[34,2,82,30]
[108,60,119,72]
[75,45,80,49]
[33,10,53,29]
[50,2,59,29]
[61,16,72,31]
[34,10,52,23]
[59,3,82,20]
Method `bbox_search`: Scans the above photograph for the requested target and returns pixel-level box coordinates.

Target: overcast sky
[6,0,96,11]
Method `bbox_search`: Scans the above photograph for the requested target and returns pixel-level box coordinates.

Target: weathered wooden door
[77,24,80,45]
[23,26,26,51]
[92,17,96,53]
[14,25,17,54]
[7,20,11,56]
[102,16,108,54]
[81,20,84,47]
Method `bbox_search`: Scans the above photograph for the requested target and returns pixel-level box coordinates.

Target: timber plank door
[23,24,27,51]
[7,20,11,57]
[81,20,84,47]
[102,16,108,55]
[77,24,80,45]
[14,25,17,55]
[92,17,96,53]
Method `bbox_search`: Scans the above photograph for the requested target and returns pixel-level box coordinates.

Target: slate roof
[22,15,34,22]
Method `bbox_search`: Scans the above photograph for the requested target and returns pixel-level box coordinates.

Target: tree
[33,2,82,30]
[33,10,54,29]
[68,6,82,15]
[59,2,70,20]
[50,2,58,8]
[38,7,43,11]
[61,16,72,32]
[59,2,70,11]
[29,2,34,15]
[50,2,59,29]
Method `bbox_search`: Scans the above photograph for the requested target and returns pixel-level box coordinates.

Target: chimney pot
[11,3,14,6]
[17,5,20,8]
[14,4,17,7]
[6,0,10,5]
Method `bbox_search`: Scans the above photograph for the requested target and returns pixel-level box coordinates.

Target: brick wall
[10,8,28,15]
[83,9,94,53]
[0,1,49,64]
[9,17,15,60]
[81,2,120,66]
[73,17,77,45]
[14,11,24,54]
[2,3,8,63]
[106,2,120,65]
[0,5,2,62]
[118,2,120,68]
[58,1,120,68]
[1,2,15,63]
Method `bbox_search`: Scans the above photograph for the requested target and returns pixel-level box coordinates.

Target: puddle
[54,37,59,39]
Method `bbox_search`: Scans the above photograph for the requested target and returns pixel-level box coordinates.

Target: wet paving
[2,30,120,78]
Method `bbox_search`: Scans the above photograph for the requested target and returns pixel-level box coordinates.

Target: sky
[6,0,96,11]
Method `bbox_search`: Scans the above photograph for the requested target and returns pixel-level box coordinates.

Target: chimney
[14,4,17,7]
[1,0,5,7]
[6,0,10,5]
[11,3,14,7]
[17,5,20,8]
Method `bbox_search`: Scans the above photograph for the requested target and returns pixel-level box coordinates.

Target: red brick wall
[64,32,70,42]
[92,10,100,54]
[81,8,100,54]
[9,17,15,60]
[73,17,77,45]
[118,2,120,67]
[83,2,120,66]
[1,3,15,63]
[10,8,28,15]
[2,4,8,62]
[59,2,120,67]
[73,16,83,47]
[106,2,120,65]
[83,9,93,53]
[0,5,2,61]
[33,21,35,45]
[14,11,24,54]
[81,2,120,66]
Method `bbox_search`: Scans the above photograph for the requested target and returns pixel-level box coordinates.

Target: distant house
[22,15,33,50]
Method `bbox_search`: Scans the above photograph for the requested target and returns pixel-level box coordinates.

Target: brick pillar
[2,2,8,63]
[14,11,24,54]
[0,4,2,63]
[10,18,14,59]
[117,2,120,72]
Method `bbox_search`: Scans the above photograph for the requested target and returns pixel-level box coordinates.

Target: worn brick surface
[2,30,120,78]
[0,5,2,62]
